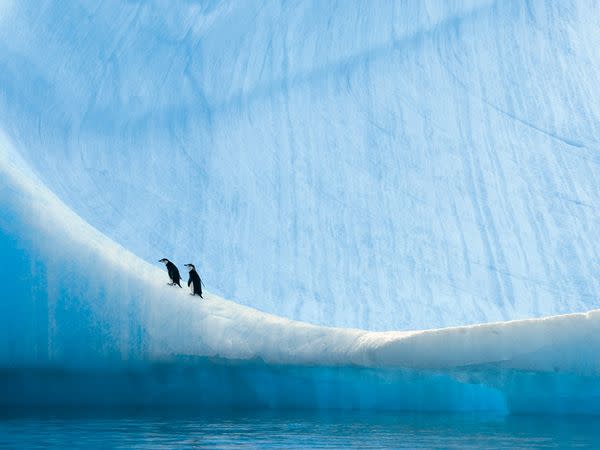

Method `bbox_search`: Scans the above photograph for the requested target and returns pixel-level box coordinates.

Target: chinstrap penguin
[184,263,203,298]
[159,258,182,287]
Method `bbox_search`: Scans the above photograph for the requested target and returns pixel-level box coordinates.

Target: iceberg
[1,1,600,413]
[2,132,600,413]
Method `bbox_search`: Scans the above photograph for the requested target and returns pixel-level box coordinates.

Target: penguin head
[159,258,170,265]
[184,263,195,272]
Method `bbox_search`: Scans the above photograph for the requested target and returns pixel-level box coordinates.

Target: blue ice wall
[5,361,600,414]
[1,1,600,330]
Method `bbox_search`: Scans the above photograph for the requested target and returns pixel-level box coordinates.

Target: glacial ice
[1,0,600,412]
[2,131,600,413]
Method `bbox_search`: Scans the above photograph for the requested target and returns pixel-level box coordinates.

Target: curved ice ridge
[2,132,600,413]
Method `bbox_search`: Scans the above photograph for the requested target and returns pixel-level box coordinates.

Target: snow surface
[1,1,600,412]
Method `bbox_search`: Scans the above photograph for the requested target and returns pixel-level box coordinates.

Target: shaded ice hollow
[1,0,600,412]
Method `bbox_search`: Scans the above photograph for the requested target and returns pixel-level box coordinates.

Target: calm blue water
[1,410,600,449]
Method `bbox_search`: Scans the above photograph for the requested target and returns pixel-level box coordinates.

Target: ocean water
[1,410,600,449]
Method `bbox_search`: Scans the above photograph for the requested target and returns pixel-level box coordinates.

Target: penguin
[158,258,182,287]
[184,263,203,298]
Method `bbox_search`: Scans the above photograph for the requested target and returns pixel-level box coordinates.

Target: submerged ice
[1,0,600,412]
